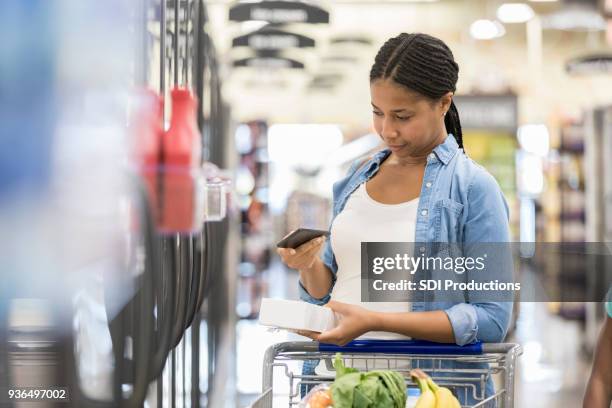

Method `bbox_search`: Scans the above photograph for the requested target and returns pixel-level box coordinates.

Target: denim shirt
[299,134,512,346]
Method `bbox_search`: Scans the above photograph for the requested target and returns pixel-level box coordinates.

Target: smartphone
[276,228,330,249]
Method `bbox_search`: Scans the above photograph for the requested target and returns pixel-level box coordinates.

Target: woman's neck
[387,131,447,167]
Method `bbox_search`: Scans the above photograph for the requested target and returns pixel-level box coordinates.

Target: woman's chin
[387,145,406,153]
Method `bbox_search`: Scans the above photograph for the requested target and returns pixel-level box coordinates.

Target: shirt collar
[372,133,460,167]
[432,134,460,165]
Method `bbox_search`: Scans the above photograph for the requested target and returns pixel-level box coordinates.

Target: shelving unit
[542,120,587,319]
[559,123,587,243]
[463,131,519,239]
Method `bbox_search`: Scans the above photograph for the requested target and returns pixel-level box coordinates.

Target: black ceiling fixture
[307,73,343,90]
[229,1,330,24]
[311,73,343,83]
[329,36,372,46]
[563,0,597,6]
[566,54,612,75]
[253,49,283,58]
[321,55,359,64]
[307,81,336,91]
[232,28,315,50]
[233,56,305,69]
[244,79,288,88]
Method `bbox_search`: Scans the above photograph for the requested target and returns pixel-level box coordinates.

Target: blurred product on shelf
[161,88,203,232]
[285,191,331,233]
[131,90,165,225]
[464,130,518,237]
[236,121,272,319]
[559,121,586,242]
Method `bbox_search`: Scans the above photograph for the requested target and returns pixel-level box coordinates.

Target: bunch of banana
[410,369,461,408]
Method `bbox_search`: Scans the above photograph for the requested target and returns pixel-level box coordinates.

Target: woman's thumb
[325,300,346,312]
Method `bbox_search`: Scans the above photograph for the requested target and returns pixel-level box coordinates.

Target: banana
[426,377,461,408]
[411,369,437,408]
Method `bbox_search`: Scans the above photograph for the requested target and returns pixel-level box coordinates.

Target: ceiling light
[497,3,535,23]
[268,124,343,171]
[470,19,506,40]
[518,124,550,156]
[528,0,558,2]
[517,153,545,195]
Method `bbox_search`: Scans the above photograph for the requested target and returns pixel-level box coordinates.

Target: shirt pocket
[433,198,464,243]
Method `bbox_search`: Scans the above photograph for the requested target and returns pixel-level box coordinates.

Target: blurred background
[0,0,611,407]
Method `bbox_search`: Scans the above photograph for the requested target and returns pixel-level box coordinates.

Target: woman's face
[370,78,450,158]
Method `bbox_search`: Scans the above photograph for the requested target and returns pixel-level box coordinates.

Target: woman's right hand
[276,234,326,271]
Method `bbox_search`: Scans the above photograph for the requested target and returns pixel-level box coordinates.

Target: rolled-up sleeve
[444,303,478,346]
[445,302,511,345]
[298,280,331,305]
[446,168,513,345]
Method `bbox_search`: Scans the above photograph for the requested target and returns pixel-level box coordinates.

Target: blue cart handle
[318,340,483,355]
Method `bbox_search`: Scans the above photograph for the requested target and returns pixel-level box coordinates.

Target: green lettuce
[330,354,407,408]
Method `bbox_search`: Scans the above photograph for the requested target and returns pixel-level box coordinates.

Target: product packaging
[258,298,338,333]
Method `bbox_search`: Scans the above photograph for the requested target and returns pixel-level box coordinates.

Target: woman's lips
[387,144,405,151]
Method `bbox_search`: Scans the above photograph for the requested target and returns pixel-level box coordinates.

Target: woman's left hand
[297,300,375,346]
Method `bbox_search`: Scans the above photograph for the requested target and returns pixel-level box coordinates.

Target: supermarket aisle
[511,302,592,408]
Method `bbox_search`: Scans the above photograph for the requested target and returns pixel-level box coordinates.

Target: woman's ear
[440,92,453,116]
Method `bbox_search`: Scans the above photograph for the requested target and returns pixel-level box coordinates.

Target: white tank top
[330,182,419,340]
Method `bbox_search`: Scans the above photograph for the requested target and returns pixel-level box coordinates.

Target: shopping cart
[252,340,521,408]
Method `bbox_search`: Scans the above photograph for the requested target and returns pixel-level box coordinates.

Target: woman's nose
[381,117,398,139]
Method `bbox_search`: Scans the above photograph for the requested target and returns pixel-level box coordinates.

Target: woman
[277,33,512,403]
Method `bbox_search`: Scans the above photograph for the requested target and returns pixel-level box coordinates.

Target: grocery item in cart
[259,298,338,333]
[299,385,333,408]
[301,353,407,408]
[410,369,460,408]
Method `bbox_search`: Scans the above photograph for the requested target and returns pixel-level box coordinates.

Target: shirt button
[419,246,426,253]
[421,209,428,216]
[425,182,432,188]
[428,153,436,160]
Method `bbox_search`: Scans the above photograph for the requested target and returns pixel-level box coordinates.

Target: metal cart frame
[252,340,522,408]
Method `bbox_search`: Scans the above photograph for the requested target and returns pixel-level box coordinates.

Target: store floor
[236,271,596,407]
[509,302,592,408]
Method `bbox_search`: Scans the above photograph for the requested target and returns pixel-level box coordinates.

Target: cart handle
[318,340,483,355]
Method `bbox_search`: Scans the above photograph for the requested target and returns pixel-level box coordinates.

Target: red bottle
[161,88,202,232]
[132,90,164,225]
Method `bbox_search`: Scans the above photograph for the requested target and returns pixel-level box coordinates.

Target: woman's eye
[397,116,410,121]
[372,111,383,116]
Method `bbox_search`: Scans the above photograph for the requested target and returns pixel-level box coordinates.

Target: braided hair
[370,33,463,149]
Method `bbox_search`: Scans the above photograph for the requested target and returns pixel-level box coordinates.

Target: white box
[258,298,337,333]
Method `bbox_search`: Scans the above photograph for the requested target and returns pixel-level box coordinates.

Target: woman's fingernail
[290,249,296,255]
